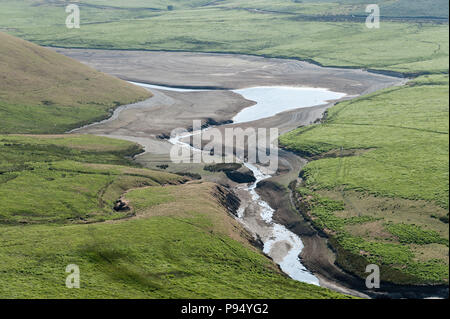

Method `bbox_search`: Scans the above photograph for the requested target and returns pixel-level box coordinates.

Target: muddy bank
[72,88,254,138]
[60,48,404,156]
[255,180,369,298]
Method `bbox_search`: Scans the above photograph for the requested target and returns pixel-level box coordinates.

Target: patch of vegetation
[0,135,184,224]
[288,74,449,285]
[295,188,449,284]
[385,223,449,246]
[336,234,449,284]
[282,75,449,209]
[297,187,379,232]
[124,187,175,212]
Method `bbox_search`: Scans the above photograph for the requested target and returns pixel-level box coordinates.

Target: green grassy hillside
[0,32,151,134]
[0,184,348,299]
[281,74,449,284]
[0,134,347,298]
[222,0,449,18]
[0,134,188,224]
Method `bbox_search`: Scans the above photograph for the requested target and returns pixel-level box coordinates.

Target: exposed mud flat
[53,48,403,95]
[59,48,405,146]
[71,88,254,138]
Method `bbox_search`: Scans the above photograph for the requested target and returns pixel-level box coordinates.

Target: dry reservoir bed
[55,48,405,297]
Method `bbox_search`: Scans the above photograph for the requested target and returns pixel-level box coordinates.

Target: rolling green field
[282,74,449,284]
[0,134,188,224]
[0,0,448,75]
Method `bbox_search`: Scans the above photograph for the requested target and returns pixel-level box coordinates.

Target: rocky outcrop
[113,199,130,212]
[225,170,256,184]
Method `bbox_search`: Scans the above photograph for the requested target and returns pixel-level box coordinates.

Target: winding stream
[131,82,346,286]
[240,163,320,285]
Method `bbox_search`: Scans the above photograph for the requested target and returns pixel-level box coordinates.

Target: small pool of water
[232,86,346,124]
[130,82,346,125]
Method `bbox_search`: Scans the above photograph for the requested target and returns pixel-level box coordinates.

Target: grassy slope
[281,74,449,284]
[0,32,151,134]
[0,134,185,224]
[281,75,449,208]
[0,134,347,298]
[223,0,449,18]
[0,182,348,299]
[45,0,450,18]
[0,1,447,75]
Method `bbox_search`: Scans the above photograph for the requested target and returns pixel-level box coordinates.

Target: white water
[130,81,347,286]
